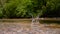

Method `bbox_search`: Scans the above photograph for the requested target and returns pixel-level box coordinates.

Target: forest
[0,0,60,18]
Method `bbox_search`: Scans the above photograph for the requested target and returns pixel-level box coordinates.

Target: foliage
[0,7,3,18]
[0,0,60,18]
[42,0,60,17]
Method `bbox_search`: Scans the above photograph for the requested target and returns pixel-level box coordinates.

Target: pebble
[0,23,60,34]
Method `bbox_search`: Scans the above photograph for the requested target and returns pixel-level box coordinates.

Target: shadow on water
[40,20,60,24]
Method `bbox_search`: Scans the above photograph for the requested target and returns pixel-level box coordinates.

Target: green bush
[0,8,3,18]
[0,0,60,18]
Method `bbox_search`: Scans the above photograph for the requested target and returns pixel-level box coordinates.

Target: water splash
[31,15,41,34]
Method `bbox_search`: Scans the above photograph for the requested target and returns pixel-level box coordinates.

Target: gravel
[0,23,60,34]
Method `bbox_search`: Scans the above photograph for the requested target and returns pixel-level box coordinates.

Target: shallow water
[0,23,60,34]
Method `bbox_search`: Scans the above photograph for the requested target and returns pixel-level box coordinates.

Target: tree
[1,0,60,18]
[0,0,6,18]
[3,0,33,18]
[43,0,60,17]
[0,7,3,18]
[0,0,10,18]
